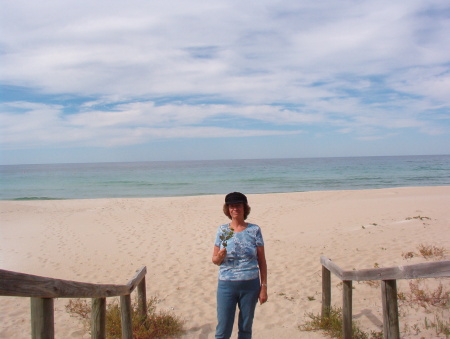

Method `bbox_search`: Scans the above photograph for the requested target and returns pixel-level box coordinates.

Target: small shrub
[397,291,407,302]
[424,314,450,337]
[66,297,185,338]
[408,280,449,309]
[402,251,415,259]
[411,323,421,335]
[300,306,382,339]
[406,216,431,221]
[418,244,445,259]
[398,279,449,315]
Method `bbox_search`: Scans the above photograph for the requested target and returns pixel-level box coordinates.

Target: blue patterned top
[214,223,264,281]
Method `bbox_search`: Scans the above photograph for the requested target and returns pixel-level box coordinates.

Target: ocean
[1,155,449,200]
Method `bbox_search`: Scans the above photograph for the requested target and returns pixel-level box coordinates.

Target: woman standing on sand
[212,192,268,339]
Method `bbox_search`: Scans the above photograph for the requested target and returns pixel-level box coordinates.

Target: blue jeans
[215,278,260,339]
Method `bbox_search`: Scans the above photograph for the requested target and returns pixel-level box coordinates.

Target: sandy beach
[1,186,449,338]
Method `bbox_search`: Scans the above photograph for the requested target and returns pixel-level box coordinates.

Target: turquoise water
[1,155,449,200]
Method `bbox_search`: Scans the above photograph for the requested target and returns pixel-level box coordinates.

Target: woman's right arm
[212,245,227,265]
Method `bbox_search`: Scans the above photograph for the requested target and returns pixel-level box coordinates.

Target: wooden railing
[320,256,450,339]
[0,266,147,339]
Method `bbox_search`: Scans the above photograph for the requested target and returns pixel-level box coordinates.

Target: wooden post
[321,266,331,319]
[120,294,133,339]
[381,280,400,339]
[91,298,106,339]
[342,281,352,339]
[31,297,54,339]
[137,277,147,322]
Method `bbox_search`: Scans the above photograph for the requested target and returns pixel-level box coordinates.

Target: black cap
[225,192,248,204]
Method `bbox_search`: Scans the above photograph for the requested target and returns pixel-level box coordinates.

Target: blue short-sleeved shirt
[214,223,264,281]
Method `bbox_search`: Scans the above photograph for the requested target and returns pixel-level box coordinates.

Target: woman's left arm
[257,246,268,304]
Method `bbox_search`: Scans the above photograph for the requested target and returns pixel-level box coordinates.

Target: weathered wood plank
[2,268,149,339]
[31,298,54,339]
[342,260,450,281]
[381,280,400,339]
[342,281,352,339]
[320,256,449,339]
[137,277,147,322]
[321,266,331,319]
[0,269,130,298]
[320,257,450,281]
[120,295,133,339]
[126,266,147,292]
[320,256,344,280]
[91,298,106,339]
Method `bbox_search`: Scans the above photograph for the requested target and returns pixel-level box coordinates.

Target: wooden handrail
[320,256,450,281]
[0,267,148,339]
[126,266,147,291]
[320,256,450,339]
[0,267,146,298]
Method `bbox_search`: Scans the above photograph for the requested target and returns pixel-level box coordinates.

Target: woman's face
[228,203,244,219]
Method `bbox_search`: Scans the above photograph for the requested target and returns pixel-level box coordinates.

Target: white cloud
[0,0,449,157]
[0,101,305,148]
[388,66,450,103]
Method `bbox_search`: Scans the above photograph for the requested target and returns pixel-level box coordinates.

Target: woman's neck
[230,218,247,230]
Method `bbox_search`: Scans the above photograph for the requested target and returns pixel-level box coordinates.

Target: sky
[1,0,449,165]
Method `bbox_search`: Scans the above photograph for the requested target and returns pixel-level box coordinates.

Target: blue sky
[1,0,449,165]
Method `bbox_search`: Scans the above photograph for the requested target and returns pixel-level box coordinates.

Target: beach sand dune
[1,187,449,338]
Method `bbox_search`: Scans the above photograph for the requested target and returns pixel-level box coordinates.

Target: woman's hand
[259,285,268,304]
[217,248,227,262]
[212,246,227,265]
[257,246,268,304]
